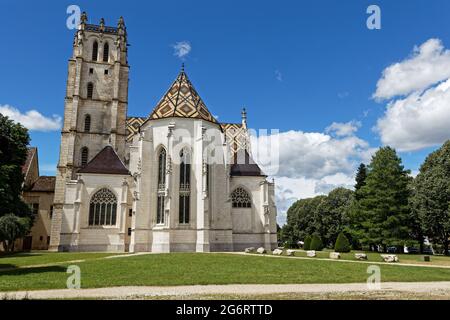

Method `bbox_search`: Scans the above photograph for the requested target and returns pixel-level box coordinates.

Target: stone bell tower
[49,13,129,251]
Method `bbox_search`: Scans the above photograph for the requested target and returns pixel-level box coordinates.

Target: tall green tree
[282,188,353,248]
[411,140,450,255]
[355,163,367,192]
[353,147,412,250]
[0,114,32,219]
[316,188,353,247]
[0,214,30,252]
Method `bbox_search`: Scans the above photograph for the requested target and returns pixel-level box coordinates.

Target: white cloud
[250,125,375,225]
[0,105,62,131]
[373,38,450,151]
[326,121,361,137]
[376,78,450,151]
[172,41,191,59]
[374,38,450,100]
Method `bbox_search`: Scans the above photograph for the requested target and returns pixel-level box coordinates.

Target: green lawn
[0,252,122,269]
[292,249,450,266]
[1,253,450,292]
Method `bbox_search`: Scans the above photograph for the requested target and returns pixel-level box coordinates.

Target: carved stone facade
[49,14,277,253]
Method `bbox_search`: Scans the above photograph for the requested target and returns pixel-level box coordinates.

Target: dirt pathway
[2,282,450,300]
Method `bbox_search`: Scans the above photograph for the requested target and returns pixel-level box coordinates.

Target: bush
[303,235,312,250]
[310,234,324,251]
[334,232,351,253]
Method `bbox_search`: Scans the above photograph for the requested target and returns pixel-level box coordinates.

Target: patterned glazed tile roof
[30,176,56,192]
[126,116,146,142]
[221,123,250,156]
[149,69,218,124]
[78,146,130,175]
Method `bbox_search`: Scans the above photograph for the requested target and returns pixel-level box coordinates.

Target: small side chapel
[48,13,277,253]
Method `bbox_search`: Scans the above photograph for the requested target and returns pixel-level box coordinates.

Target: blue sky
[1,1,450,223]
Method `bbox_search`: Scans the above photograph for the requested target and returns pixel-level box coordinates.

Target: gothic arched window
[81,147,89,167]
[179,148,190,224]
[88,188,117,226]
[103,42,109,62]
[87,82,94,99]
[231,187,252,208]
[156,148,166,224]
[92,41,98,61]
[84,114,91,132]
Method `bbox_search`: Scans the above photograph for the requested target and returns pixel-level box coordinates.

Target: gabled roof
[230,150,266,177]
[30,176,56,192]
[78,146,130,175]
[149,68,218,124]
[22,147,37,176]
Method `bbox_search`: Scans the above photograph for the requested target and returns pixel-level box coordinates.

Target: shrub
[334,232,351,253]
[310,234,324,251]
[303,235,312,250]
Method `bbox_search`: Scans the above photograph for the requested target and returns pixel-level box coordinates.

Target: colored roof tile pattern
[126,116,146,141]
[149,69,218,124]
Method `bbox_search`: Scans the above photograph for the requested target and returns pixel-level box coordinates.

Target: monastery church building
[47,13,277,253]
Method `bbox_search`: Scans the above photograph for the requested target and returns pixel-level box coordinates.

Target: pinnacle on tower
[99,18,105,31]
[241,107,247,128]
[118,16,126,29]
[79,11,88,29]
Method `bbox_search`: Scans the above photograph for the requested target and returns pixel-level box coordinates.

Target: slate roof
[230,150,266,177]
[78,146,130,175]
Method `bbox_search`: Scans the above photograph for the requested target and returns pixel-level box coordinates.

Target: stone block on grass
[306,250,316,257]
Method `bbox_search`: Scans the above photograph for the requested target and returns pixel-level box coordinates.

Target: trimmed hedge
[303,235,312,250]
[334,232,351,253]
[310,234,324,251]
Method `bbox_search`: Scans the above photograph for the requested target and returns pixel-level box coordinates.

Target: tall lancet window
[87,82,94,99]
[92,41,98,61]
[81,147,89,167]
[84,114,91,132]
[156,148,166,224]
[179,149,190,224]
[103,42,109,62]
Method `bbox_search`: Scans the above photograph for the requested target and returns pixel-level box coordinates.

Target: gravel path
[3,282,450,300]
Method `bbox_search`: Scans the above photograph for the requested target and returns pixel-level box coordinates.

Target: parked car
[387,246,399,253]
[423,247,434,255]
[404,247,419,254]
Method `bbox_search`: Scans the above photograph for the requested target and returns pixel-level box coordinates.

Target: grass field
[0,252,122,269]
[1,253,450,292]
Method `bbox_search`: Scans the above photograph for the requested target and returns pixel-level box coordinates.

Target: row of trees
[0,114,34,252]
[280,141,450,255]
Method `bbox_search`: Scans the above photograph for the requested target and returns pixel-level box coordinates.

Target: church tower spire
[49,13,130,251]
